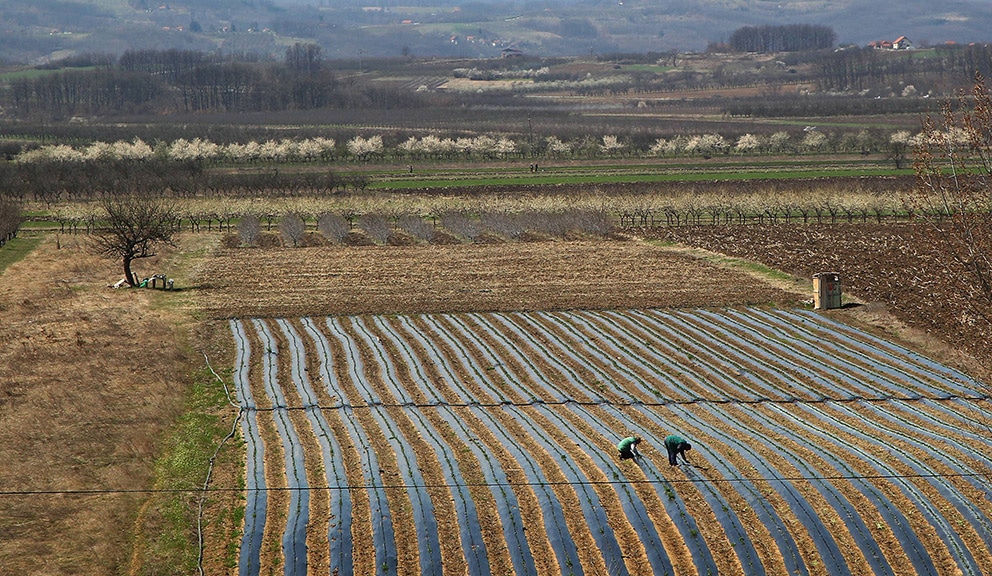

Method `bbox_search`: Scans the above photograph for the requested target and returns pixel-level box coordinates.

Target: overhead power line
[2,470,988,497]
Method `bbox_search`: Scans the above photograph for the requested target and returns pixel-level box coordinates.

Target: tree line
[11,123,933,169]
[0,198,20,247]
[0,159,371,206]
[816,43,992,92]
[3,44,425,117]
[727,24,837,53]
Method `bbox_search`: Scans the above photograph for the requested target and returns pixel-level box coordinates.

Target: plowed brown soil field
[656,222,992,374]
[194,223,988,378]
[193,240,803,319]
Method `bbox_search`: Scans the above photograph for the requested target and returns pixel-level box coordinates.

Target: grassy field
[371,165,911,188]
[0,235,42,274]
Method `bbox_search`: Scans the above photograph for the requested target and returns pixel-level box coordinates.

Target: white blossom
[734,133,763,154]
[768,131,791,152]
[545,136,571,156]
[890,130,912,145]
[600,134,624,155]
[801,130,828,151]
[347,135,384,160]
[648,138,668,156]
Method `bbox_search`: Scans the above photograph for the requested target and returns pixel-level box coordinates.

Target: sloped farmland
[229,308,992,576]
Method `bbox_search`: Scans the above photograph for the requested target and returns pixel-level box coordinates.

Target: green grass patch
[19,220,60,230]
[653,240,809,295]
[620,64,674,73]
[0,66,104,82]
[724,258,797,284]
[0,235,43,275]
[136,363,235,575]
[370,166,911,189]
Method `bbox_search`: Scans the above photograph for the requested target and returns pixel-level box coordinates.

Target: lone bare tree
[95,195,178,286]
[238,213,261,247]
[910,73,992,333]
[279,212,306,247]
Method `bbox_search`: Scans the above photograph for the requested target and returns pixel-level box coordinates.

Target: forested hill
[2,0,992,65]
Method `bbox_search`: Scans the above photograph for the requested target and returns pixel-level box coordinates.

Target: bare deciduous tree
[317,212,350,242]
[0,198,21,245]
[279,212,306,247]
[238,214,261,247]
[910,73,992,329]
[95,195,178,286]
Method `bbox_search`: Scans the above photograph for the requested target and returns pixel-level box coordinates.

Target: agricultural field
[199,236,991,576]
[3,39,992,576]
[226,307,991,576]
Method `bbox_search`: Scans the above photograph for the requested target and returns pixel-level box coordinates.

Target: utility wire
[241,394,991,411]
[3,470,989,497]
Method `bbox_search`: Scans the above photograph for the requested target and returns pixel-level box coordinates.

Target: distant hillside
[2,0,991,65]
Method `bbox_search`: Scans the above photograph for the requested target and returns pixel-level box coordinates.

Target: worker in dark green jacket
[617,436,642,460]
[664,434,692,466]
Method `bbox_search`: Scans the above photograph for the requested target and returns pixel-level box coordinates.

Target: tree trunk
[123,257,137,287]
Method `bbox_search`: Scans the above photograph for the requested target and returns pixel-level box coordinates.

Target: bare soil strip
[194,241,802,319]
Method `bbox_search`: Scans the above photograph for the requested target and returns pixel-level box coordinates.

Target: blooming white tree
[663,135,689,156]
[439,137,457,157]
[888,130,914,168]
[398,137,420,158]
[258,139,289,162]
[471,135,497,158]
[768,131,791,153]
[734,133,763,155]
[115,138,154,161]
[347,135,384,161]
[801,130,829,152]
[168,138,222,162]
[493,137,518,158]
[84,141,115,162]
[313,137,337,161]
[545,136,572,157]
[225,141,262,163]
[454,137,475,157]
[685,133,727,156]
[600,134,625,156]
[890,130,912,146]
[648,138,668,156]
[18,144,84,163]
[296,137,335,162]
[419,135,443,156]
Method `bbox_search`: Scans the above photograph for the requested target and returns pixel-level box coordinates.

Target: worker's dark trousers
[666,447,678,465]
[619,449,636,460]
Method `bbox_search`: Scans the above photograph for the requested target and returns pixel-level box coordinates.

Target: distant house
[869,36,911,50]
[893,36,912,49]
[501,48,523,58]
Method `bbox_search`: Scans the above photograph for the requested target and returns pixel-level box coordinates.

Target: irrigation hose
[196,351,244,576]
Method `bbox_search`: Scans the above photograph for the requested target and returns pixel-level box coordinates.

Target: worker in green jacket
[617,436,642,460]
[664,434,692,466]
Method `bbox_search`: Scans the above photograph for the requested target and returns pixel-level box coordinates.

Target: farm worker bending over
[664,434,692,466]
[617,436,642,460]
